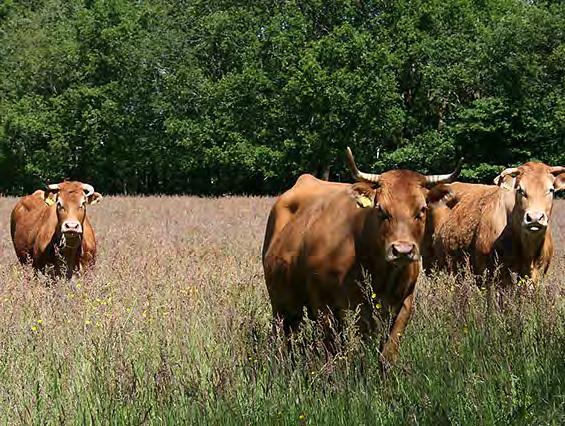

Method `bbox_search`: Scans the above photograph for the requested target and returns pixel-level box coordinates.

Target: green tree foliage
[0,0,564,194]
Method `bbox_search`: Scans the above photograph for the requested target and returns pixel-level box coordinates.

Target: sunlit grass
[0,197,563,424]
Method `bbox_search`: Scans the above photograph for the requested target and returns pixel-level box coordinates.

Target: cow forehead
[376,170,427,209]
[516,162,553,189]
[57,182,86,201]
[57,181,85,191]
[378,169,427,187]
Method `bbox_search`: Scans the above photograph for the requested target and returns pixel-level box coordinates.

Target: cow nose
[524,211,546,224]
[62,220,82,234]
[391,242,416,259]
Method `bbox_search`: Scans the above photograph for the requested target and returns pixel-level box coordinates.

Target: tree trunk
[321,165,330,181]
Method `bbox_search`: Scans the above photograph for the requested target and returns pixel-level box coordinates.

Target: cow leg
[380,293,414,370]
[270,305,302,336]
[317,306,345,356]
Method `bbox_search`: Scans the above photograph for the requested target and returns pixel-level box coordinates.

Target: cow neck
[54,233,82,253]
[500,187,516,222]
[510,208,549,272]
[48,204,82,272]
[54,234,82,278]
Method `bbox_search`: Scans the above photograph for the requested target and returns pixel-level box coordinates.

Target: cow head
[44,181,102,247]
[494,163,565,235]
[346,148,461,265]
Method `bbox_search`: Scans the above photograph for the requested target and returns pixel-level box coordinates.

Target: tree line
[1,0,564,195]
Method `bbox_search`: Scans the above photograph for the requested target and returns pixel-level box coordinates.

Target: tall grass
[0,197,563,424]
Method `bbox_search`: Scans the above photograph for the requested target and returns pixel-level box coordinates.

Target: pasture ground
[0,196,563,424]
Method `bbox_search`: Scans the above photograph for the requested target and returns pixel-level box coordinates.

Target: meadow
[0,196,563,425]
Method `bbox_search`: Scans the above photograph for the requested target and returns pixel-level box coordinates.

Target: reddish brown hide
[10,181,102,279]
[262,149,460,367]
[428,162,565,285]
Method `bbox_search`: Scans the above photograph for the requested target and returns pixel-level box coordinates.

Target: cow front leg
[380,293,414,369]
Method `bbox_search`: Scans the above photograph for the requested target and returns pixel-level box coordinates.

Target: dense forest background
[0,0,564,195]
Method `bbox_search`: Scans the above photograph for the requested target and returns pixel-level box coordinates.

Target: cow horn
[549,166,565,175]
[47,183,60,192]
[82,183,95,197]
[424,157,464,186]
[345,147,380,183]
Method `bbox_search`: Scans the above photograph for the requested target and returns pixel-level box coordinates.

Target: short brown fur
[262,171,451,366]
[428,162,565,285]
[10,181,102,279]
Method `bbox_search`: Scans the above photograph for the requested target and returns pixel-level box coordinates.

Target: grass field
[0,196,563,424]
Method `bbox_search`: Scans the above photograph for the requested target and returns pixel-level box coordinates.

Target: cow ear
[426,184,454,206]
[494,174,516,191]
[554,173,565,192]
[350,183,376,209]
[87,192,103,205]
[44,191,57,206]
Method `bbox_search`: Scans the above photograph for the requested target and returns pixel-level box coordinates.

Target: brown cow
[261,173,346,261]
[262,149,460,366]
[11,181,102,279]
[429,162,565,285]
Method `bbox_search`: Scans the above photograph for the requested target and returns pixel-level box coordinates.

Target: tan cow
[262,149,460,366]
[429,162,565,285]
[11,181,102,279]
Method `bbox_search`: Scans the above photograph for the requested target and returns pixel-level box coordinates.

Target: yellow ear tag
[357,195,374,209]
[45,196,55,206]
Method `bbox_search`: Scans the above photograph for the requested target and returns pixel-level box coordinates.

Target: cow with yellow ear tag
[10,181,103,279]
[262,148,461,368]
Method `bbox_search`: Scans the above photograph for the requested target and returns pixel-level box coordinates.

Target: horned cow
[429,163,565,285]
[10,181,102,279]
[262,149,460,366]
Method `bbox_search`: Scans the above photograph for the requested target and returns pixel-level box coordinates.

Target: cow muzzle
[523,211,548,233]
[61,220,83,235]
[386,241,419,263]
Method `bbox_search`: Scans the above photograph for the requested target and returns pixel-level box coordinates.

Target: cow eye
[415,206,427,220]
[56,201,63,210]
[517,187,527,198]
[376,204,390,221]
[548,187,555,196]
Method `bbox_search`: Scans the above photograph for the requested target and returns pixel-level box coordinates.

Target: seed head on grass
[0,196,562,423]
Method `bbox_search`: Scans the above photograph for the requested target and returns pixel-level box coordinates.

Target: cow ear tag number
[356,194,374,209]
[45,196,55,206]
